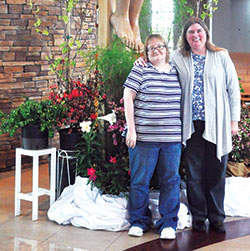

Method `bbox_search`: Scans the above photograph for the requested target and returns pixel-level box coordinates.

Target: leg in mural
[129,0,144,53]
[110,0,144,53]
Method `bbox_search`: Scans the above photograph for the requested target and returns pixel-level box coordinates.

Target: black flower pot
[21,124,48,150]
[59,128,82,150]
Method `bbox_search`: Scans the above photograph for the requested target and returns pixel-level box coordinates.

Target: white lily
[98,110,117,125]
[80,121,92,133]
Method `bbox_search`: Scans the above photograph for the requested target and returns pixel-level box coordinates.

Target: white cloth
[48,176,250,231]
[48,176,192,231]
[48,177,129,231]
[224,177,250,217]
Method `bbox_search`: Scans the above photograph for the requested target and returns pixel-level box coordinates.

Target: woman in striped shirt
[123,34,182,240]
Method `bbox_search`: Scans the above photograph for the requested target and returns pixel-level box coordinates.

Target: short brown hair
[144,34,169,63]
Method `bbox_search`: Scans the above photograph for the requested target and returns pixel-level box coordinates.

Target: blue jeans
[128,141,181,233]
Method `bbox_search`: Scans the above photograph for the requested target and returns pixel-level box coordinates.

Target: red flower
[72,89,79,97]
[102,94,107,99]
[57,122,62,127]
[109,156,117,164]
[87,167,96,176]
[90,113,97,120]
[87,167,97,181]
[49,75,104,130]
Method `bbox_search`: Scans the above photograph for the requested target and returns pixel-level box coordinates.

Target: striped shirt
[124,63,182,143]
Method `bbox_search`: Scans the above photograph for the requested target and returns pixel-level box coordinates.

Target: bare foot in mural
[110,0,144,53]
[131,21,144,53]
[110,13,135,49]
[129,0,144,53]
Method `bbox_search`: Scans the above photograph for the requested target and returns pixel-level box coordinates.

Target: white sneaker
[160,227,176,239]
[128,226,143,237]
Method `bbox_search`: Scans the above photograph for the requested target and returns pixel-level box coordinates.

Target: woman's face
[186,23,207,52]
[147,38,167,65]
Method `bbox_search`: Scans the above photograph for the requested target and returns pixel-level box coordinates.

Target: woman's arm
[123,87,137,148]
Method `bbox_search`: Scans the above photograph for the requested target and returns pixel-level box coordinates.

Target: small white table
[15,147,56,221]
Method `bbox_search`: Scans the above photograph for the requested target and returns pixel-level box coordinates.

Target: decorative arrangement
[229,106,250,165]
[47,38,136,195]
[70,38,137,195]
[49,72,106,133]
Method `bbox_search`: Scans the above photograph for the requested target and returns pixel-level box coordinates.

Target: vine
[29,0,93,92]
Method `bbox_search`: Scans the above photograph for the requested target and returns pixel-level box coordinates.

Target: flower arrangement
[229,106,250,164]
[75,99,130,196]
[49,71,106,131]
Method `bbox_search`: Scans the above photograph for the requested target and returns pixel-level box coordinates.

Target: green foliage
[173,0,193,31]
[139,0,152,43]
[239,77,244,93]
[84,36,137,103]
[0,98,63,138]
[200,0,218,20]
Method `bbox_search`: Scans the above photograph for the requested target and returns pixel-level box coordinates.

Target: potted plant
[0,98,63,150]
[49,71,107,150]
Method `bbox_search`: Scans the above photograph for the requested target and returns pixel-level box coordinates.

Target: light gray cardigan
[170,49,241,160]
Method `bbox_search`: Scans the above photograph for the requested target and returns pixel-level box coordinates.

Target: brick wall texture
[0,0,98,171]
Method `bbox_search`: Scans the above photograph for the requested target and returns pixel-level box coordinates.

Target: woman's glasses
[147,45,166,52]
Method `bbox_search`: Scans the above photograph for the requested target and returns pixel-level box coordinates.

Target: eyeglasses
[147,45,166,52]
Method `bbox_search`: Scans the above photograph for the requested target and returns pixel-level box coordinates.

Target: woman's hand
[126,129,137,148]
[134,56,147,67]
[231,121,239,136]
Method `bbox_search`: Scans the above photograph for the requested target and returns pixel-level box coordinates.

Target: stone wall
[0,0,98,171]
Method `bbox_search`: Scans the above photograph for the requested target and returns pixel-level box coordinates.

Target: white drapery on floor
[48,176,192,231]
[48,176,250,231]
[224,177,250,217]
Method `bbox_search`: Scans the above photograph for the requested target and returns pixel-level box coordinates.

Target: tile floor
[0,164,161,251]
[0,163,250,251]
